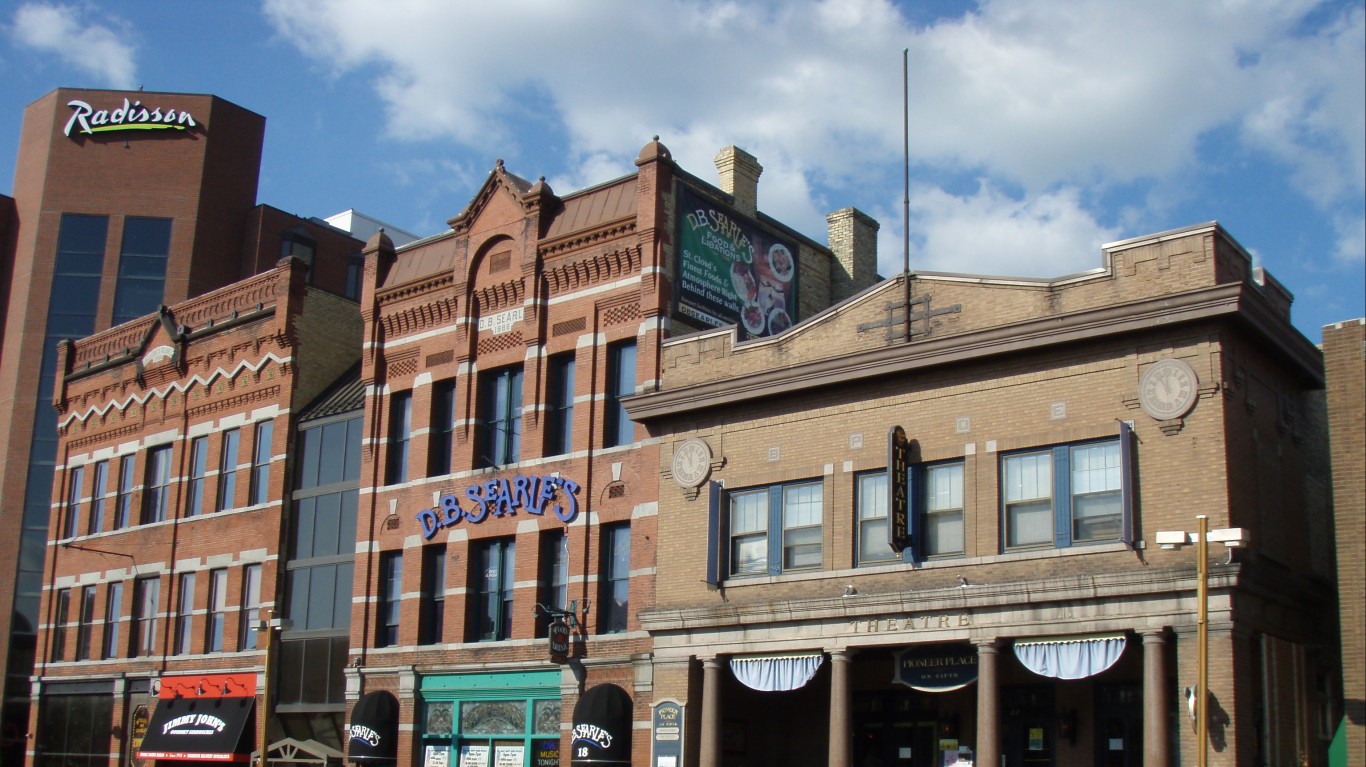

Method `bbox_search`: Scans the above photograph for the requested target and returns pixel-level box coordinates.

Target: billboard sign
[676,185,797,339]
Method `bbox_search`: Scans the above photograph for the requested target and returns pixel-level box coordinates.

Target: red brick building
[629,223,1338,767]
[347,141,873,767]
[1,88,367,766]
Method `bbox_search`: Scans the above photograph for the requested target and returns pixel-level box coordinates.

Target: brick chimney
[714,146,762,217]
[827,208,880,301]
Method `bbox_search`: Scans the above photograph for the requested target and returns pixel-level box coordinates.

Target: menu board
[459,745,489,767]
[676,185,797,339]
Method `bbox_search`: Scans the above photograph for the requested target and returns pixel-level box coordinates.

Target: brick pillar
[829,650,852,767]
[976,640,1000,767]
[1142,629,1171,767]
[699,656,722,767]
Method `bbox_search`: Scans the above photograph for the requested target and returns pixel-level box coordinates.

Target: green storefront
[420,670,562,766]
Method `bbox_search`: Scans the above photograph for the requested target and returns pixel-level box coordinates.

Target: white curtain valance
[1013,634,1127,680]
[730,653,824,692]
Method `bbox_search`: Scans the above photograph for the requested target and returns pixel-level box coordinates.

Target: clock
[671,438,713,489]
[1139,358,1199,421]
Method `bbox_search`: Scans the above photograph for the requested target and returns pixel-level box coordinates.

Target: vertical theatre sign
[888,426,910,553]
[675,185,797,339]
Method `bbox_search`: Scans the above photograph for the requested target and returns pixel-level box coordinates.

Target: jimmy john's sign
[64,97,200,138]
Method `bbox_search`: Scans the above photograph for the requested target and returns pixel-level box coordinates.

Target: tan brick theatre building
[627,222,1337,767]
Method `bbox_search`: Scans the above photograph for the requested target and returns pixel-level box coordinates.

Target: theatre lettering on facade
[627,222,1337,767]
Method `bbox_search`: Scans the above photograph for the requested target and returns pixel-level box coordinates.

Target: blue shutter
[1053,445,1072,549]
[767,486,783,577]
[705,481,721,588]
[1119,421,1135,546]
[906,464,922,564]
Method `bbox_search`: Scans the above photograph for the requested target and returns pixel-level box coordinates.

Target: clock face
[1139,359,1199,420]
[671,439,713,488]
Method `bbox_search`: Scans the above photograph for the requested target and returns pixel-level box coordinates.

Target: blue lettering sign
[418,474,582,539]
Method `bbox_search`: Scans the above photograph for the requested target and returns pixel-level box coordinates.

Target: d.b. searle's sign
[417,474,581,539]
[64,98,199,137]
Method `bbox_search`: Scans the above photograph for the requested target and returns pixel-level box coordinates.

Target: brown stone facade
[629,223,1336,767]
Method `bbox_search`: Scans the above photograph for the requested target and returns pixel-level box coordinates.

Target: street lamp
[1155,516,1249,767]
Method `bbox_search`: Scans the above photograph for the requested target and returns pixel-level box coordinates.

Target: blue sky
[2,0,1361,341]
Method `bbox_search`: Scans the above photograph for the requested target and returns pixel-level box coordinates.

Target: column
[975,640,1000,767]
[1142,629,1170,767]
[828,650,853,767]
[699,657,722,767]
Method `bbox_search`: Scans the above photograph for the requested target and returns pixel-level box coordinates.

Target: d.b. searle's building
[10,85,1352,767]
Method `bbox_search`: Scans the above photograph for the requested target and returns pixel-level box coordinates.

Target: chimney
[827,208,880,301]
[714,146,762,217]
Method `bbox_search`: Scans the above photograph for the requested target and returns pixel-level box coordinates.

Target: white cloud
[9,3,137,89]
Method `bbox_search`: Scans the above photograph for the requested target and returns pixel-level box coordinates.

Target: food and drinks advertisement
[676,185,798,340]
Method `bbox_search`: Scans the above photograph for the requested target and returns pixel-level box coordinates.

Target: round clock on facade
[671,438,713,489]
[1139,358,1199,420]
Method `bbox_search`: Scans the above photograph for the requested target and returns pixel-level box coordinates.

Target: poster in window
[425,746,451,767]
[675,185,797,340]
[493,745,524,766]
[459,744,490,767]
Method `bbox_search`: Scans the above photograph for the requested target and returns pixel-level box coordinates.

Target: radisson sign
[64,98,199,138]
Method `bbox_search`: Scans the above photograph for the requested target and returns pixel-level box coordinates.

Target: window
[240,564,262,651]
[472,539,515,641]
[546,354,575,456]
[185,436,208,517]
[114,455,135,529]
[377,552,402,648]
[142,445,172,524]
[112,217,172,325]
[387,391,412,485]
[175,572,195,655]
[280,228,316,282]
[249,421,273,505]
[75,585,96,661]
[429,380,456,476]
[217,428,240,511]
[131,576,159,657]
[420,546,446,645]
[600,524,631,634]
[88,460,108,535]
[63,465,84,539]
[479,367,522,468]
[856,472,900,565]
[51,589,70,661]
[924,463,965,556]
[102,582,123,660]
[537,531,569,637]
[728,480,824,577]
[1001,432,1131,551]
[345,252,365,300]
[207,569,227,653]
[604,341,636,448]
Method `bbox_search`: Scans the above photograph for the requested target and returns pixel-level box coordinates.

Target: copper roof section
[544,176,637,242]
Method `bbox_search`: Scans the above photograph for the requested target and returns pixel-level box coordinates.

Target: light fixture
[957,576,970,588]
[842,584,859,598]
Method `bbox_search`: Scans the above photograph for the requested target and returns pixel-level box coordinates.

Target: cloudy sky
[2,0,1361,339]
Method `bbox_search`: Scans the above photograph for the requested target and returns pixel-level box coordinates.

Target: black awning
[347,691,399,763]
[570,684,632,766]
[136,697,255,762]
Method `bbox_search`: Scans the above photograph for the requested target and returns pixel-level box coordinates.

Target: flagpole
[903,47,911,342]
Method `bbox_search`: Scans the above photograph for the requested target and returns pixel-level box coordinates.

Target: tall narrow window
[206,568,227,653]
[114,455,135,529]
[112,217,172,325]
[75,585,96,661]
[856,472,899,565]
[88,460,108,535]
[537,531,569,637]
[782,482,823,570]
[63,465,84,539]
[546,354,575,456]
[728,489,769,577]
[924,463,965,557]
[239,563,261,651]
[429,380,456,477]
[1003,451,1053,549]
[1070,442,1122,542]
[185,436,208,517]
[142,446,172,524]
[249,422,273,505]
[131,576,159,657]
[479,367,522,468]
[217,428,240,512]
[102,582,123,660]
[600,524,631,634]
[377,552,402,648]
[604,341,637,448]
[345,252,365,300]
[419,546,446,645]
[175,572,195,655]
[472,539,515,641]
[387,392,412,485]
[51,589,71,661]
